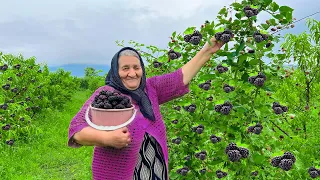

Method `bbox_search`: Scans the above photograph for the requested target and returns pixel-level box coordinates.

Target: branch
[270,120,292,139]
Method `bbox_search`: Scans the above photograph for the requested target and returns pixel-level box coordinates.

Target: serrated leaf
[184,27,196,35]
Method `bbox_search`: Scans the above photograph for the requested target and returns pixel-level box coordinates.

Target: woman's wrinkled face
[118,56,143,90]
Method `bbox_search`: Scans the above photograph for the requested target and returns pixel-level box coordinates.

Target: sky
[0,0,319,74]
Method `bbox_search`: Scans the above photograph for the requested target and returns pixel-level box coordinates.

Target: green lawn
[0,90,94,180]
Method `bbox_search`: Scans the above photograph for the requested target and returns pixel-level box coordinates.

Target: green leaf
[184,27,195,35]
[218,7,228,17]
[261,23,270,30]
[269,2,279,12]
[252,152,265,164]
[279,6,293,13]
[269,19,277,26]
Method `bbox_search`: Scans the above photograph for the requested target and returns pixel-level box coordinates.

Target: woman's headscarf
[105,47,155,122]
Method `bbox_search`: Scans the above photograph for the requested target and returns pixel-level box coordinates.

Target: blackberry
[210,135,221,144]
[199,168,206,174]
[279,159,293,171]
[253,78,265,86]
[257,72,267,81]
[251,171,258,176]
[271,156,282,167]
[309,170,319,178]
[169,53,177,60]
[253,127,262,134]
[189,36,201,45]
[239,147,249,158]
[254,35,264,43]
[248,49,255,53]
[171,119,178,124]
[248,76,256,83]
[281,106,288,112]
[206,96,213,101]
[214,104,222,112]
[223,101,233,108]
[228,150,242,162]
[248,126,254,132]
[196,127,204,134]
[266,42,271,48]
[308,167,318,174]
[216,170,227,178]
[220,106,231,115]
[283,151,296,163]
[223,84,235,93]
[225,143,239,154]
[215,32,223,40]
[193,30,202,39]
[272,102,280,108]
[215,29,233,43]
[114,104,125,109]
[220,34,231,43]
[245,10,255,17]
[184,34,192,42]
[153,61,162,68]
[273,107,283,114]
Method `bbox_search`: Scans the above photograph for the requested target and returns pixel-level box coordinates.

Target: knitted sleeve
[67,86,105,148]
[148,67,190,105]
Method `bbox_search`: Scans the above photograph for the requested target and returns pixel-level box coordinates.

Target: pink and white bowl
[85,104,136,131]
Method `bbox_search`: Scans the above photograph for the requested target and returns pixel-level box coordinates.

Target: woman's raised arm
[181,37,224,85]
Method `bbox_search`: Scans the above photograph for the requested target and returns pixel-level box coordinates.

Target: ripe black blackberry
[184,34,192,42]
[153,61,162,68]
[283,151,296,163]
[184,104,197,113]
[220,106,232,115]
[189,36,201,45]
[168,49,181,60]
[251,171,258,176]
[228,150,242,162]
[308,167,320,178]
[199,82,211,91]
[171,119,178,124]
[225,142,239,154]
[223,84,235,93]
[210,134,222,144]
[215,101,233,115]
[271,156,282,167]
[214,104,222,112]
[239,147,249,158]
[215,64,229,73]
[266,42,271,48]
[214,28,234,43]
[253,31,269,43]
[199,168,206,174]
[248,49,255,53]
[195,151,207,160]
[216,170,228,179]
[172,137,181,144]
[176,166,190,176]
[279,159,294,171]
[243,6,259,17]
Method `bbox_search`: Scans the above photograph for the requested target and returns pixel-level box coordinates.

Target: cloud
[0,0,319,67]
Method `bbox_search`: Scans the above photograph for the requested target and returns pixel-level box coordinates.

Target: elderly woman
[67,37,224,180]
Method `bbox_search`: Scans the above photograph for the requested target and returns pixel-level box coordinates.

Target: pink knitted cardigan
[68,68,190,180]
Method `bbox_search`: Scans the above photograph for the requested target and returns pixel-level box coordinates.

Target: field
[1,0,320,179]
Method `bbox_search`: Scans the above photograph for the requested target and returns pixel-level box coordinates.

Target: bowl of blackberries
[89,90,135,128]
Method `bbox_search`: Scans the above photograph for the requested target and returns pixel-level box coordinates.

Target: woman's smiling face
[118,55,143,90]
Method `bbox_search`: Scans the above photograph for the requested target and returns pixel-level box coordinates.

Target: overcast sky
[0,0,319,67]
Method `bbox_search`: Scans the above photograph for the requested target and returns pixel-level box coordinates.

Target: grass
[0,90,94,180]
